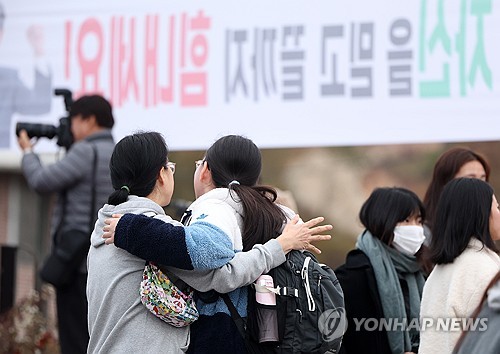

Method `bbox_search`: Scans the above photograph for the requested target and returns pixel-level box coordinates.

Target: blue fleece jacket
[115,215,235,271]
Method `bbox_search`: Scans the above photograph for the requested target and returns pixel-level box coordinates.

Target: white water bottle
[255,274,279,343]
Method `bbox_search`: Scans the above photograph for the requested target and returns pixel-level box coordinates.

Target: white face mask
[392,225,426,256]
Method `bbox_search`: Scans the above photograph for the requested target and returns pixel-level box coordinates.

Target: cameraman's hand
[17,130,34,152]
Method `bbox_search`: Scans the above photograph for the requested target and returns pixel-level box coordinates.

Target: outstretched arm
[107,214,333,291]
[20,140,91,193]
[171,239,285,293]
[172,216,333,293]
[113,213,235,270]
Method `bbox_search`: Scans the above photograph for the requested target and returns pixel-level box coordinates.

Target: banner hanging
[0,0,498,152]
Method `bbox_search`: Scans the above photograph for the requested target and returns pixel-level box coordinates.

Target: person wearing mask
[423,147,490,240]
[419,178,500,354]
[17,94,115,354]
[336,187,428,354]
[101,134,333,353]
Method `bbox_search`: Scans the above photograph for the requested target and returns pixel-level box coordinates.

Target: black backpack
[222,250,346,354]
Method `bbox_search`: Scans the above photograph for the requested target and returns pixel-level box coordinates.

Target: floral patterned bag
[140,262,199,327]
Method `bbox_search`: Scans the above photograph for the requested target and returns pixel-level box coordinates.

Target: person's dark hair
[359,187,426,246]
[204,135,287,251]
[107,131,168,205]
[69,95,114,128]
[423,147,490,229]
[429,178,499,264]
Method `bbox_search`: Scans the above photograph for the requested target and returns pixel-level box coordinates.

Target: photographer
[17,94,115,354]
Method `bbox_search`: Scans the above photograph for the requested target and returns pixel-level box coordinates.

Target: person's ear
[157,166,167,186]
[87,114,98,128]
[199,162,214,187]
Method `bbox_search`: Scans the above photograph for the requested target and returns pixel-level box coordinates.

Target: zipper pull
[296,308,303,323]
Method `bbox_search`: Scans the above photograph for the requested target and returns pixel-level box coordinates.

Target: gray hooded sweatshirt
[87,196,286,353]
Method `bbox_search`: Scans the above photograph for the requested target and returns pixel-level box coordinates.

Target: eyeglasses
[195,159,204,169]
[165,161,176,174]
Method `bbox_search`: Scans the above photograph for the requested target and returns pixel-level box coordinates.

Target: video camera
[15,89,74,150]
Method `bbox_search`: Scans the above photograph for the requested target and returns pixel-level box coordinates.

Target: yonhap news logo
[318,307,348,342]
[351,317,488,332]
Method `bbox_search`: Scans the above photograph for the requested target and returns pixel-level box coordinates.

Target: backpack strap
[254,280,299,298]
[220,293,246,337]
[158,265,191,294]
[279,286,299,297]
[301,256,316,311]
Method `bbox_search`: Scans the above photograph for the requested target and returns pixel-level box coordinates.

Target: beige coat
[419,238,500,354]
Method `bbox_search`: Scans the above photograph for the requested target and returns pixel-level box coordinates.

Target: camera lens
[15,123,57,139]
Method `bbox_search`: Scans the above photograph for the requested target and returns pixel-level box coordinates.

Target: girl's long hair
[205,135,287,251]
[429,178,498,265]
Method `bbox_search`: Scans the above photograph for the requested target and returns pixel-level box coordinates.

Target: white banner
[0,0,499,152]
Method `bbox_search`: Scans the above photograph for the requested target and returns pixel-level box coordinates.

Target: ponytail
[205,135,288,251]
[231,184,287,251]
[108,185,131,205]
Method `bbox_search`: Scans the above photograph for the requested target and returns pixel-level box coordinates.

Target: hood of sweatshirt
[188,188,244,218]
[187,187,296,221]
[91,195,182,248]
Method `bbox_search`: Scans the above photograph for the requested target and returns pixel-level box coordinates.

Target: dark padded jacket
[335,250,392,354]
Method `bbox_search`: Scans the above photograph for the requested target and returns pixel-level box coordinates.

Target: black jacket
[336,250,392,354]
